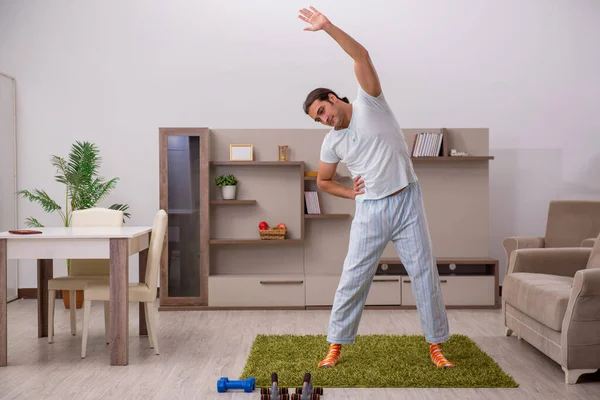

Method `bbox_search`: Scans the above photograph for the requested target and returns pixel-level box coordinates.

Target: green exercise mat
[240,334,518,389]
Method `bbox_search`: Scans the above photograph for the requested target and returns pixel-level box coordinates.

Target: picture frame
[278,145,289,161]
[230,144,254,161]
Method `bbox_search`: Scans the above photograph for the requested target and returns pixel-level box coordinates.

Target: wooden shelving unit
[159,126,499,311]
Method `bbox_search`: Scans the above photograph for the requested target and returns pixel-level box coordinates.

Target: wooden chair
[47,207,124,343]
[81,209,167,358]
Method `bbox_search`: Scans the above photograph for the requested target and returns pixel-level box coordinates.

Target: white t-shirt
[320,85,418,203]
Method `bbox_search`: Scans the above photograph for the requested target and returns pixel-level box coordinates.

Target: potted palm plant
[215,174,238,200]
[18,141,130,309]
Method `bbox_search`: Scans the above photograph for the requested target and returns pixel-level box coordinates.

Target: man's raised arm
[298,6,382,97]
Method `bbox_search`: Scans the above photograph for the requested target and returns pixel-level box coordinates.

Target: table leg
[37,259,53,338]
[138,245,149,336]
[1,239,7,366]
[110,238,129,366]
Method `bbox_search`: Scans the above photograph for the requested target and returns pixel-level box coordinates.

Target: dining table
[0,226,153,366]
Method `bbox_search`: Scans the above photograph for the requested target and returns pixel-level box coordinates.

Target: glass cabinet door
[159,128,209,307]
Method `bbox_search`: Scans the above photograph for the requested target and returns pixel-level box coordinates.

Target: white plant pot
[221,185,237,200]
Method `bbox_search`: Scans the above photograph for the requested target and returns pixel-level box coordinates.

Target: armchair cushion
[84,281,155,303]
[503,273,573,331]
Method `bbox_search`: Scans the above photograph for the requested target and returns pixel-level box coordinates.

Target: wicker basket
[259,228,286,240]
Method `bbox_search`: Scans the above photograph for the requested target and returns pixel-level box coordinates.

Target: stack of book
[411,132,443,157]
[304,191,321,214]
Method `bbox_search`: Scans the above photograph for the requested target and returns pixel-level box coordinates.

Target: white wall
[1,0,599,287]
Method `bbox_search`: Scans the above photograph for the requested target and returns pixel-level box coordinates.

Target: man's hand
[352,175,365,199]
[298,6,331,31]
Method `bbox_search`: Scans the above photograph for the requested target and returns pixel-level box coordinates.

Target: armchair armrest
[581,238,596,248]
[507,247,592,277]
[503,236,544,263]
[561,268,600,370]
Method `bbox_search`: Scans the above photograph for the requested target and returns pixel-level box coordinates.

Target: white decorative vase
[222,185,237,200]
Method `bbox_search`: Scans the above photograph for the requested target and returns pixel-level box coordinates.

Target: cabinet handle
[373,279,400,282]
[260,280,304,285]
[403,279,448,283]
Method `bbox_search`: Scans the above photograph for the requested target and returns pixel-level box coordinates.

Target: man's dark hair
[303,88,349,114]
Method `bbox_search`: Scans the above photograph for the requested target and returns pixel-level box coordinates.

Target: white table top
[0,226,152,239]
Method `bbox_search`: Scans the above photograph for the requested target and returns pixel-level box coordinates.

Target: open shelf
[210,239,304,245]
[304,175,349,180]
[210,161,303,166]
[210,200,257,205]
[304,214,351,219]
[411,156,494,162]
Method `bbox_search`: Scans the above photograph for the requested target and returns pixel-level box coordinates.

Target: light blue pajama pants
[327,181,450,344]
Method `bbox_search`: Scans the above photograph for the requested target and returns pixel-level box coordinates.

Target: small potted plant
[215,174,238,200]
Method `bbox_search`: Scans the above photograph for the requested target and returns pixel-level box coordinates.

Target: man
[298,6,454,369]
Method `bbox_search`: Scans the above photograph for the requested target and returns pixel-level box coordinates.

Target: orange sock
[430,343,454,368]
[318,343,341,368]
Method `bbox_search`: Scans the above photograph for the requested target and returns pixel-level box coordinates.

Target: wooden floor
[1,299,599,399]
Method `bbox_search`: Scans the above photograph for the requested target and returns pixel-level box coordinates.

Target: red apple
[259,221,268,230]
[277,223,287,230]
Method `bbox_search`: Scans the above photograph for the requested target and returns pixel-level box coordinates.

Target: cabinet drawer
[366,277,401,305]
[305,276,338,306]
[305,275,401,306]
[401,276,495,306]
[208,275,305,307]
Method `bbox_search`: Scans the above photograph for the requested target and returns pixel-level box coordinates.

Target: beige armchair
[503,200,600,267]
[502,232,600,384]
[47,207,124,343]
[81,209,167,359]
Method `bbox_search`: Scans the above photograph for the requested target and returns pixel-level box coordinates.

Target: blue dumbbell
[217,376,256,393]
